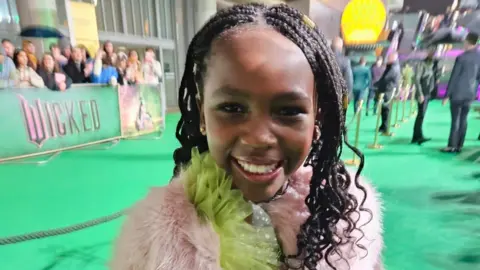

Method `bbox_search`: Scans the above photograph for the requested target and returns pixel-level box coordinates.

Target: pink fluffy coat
[111,166,383,270]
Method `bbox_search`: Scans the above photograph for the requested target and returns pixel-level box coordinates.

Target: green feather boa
[184,148,280,269]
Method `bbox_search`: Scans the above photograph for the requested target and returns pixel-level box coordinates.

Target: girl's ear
[313,125,321,142]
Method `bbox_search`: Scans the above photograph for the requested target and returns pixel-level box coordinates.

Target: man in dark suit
[63,46,91,84]
[331,37,353,113]
[442,32,480,153]
[412,50,440,145]
[376,52,402,133]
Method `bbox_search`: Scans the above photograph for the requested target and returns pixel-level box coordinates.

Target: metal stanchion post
[367,94,385,149]
[383,89,396,137]
[392,92,400,128]
[410,86,416,116]
[401,85,409,122]
[345,100,363,166]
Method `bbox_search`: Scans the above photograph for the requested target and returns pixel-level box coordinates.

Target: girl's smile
[199,26,316,203]
[231,157,284,184]
[113,4,381,270]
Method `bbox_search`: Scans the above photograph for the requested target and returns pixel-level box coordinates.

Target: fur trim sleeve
[110,180,221,270]
[330,170,383,270]
[263,167,384,270]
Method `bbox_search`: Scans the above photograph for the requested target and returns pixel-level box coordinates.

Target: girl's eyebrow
[213,86,249,98]
[213,86,311,102]
[273,91,311,102]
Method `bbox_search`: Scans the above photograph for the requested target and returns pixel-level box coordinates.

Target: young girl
[103,41,117,66]
[111,4,383,270]
[37,53,72,91]
[13,50,44,88]
[91,49,118,85]
[126,50,144,84]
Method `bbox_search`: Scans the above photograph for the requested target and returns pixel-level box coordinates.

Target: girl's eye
[217,103,247,114]
[277,106,306,117]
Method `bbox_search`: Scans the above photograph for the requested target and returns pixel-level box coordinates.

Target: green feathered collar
[184,148,281,269]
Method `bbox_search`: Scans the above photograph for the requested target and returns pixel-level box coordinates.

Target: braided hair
[173,3,369,269]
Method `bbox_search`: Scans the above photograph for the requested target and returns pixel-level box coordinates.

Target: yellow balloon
[341,0,387,45]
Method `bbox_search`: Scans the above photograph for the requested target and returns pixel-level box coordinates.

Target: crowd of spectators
[0,39,163,90]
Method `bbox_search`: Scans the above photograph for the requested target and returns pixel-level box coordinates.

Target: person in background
[388,20,398,41]
[103,41,117,66]
[388,20,405,47]
[22,40,37,70]
[440,6,454,28]
[50,44,68,67]
[352,56,372,113]
[37,53,72,91]
[431,15,442,33]
[91,49,118,85]
[375,52,401,133]
[441,32,480,153]
[430,57,442,98]
[126,50,143,84]
[116,53,130,85]
[63,46,92,84]
[78,44,92,63]
[331,37,353,109]
[0,46,17,88]
[62,45,72,61]
[13,50,44,88]
[142,47,162,85]
[1,39,15,59]
[401,61,414,99]
[412,50,437,145]
[367,56,385,116]
[128,50,141,67]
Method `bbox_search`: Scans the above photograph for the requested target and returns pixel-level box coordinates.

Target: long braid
[173,5,260,175]
[262,6,367,268]
[172,4,369,269]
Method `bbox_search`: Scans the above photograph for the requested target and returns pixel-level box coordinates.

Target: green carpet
[0,101,478,270]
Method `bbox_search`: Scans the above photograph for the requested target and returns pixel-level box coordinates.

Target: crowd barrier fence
[0,83,166,163]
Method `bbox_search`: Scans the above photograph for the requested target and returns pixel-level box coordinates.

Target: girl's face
[105,42,114,54]
[145,51,154,62]
[27,43,35,54]
[199,27,316,203]
[81,48,87,59]
[130,51,138,61]
[17,51,27,66]
[119,59,127,69]
[64,47,71,57]
[43,54,55,71]
[72,48,83,62]
[52,47,61,56]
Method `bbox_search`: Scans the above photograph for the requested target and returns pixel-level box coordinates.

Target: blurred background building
[0,0,436,109]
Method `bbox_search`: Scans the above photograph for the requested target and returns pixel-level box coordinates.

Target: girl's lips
[231,157,283,184]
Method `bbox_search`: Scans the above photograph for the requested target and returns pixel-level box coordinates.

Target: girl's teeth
[237,160,277,174]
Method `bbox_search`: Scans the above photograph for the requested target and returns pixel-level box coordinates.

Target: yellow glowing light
[341,0,387,45]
